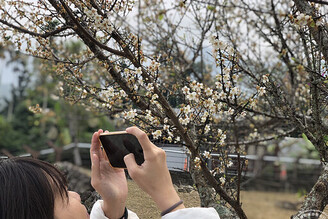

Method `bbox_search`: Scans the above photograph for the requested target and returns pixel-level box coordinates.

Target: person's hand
[90,129,128,219]
[124,127,185,213]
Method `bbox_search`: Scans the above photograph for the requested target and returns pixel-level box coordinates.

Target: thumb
[91,153,101,181]
[124,153,140,179]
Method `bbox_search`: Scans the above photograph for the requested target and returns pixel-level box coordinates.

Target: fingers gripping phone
[99,131,145,168]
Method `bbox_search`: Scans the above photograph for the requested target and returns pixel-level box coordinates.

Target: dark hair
[0,157,68,219]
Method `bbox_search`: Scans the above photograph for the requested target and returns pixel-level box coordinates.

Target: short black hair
[0,157,68,219]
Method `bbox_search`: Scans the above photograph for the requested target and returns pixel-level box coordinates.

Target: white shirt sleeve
[162,207,220,219]
[90,200,139,219]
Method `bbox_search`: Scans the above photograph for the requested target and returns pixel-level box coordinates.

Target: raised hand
[90,129,128,219]
[123,127,185,213]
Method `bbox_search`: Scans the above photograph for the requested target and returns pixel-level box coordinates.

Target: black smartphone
[99,131,145,168]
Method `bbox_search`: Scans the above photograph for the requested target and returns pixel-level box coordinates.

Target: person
[0,126,220,219]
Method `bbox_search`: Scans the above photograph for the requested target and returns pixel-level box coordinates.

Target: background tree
[0,43,113,163]
[1,0,327,218]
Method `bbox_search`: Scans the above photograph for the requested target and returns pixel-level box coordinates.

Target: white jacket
[90,200,220,219]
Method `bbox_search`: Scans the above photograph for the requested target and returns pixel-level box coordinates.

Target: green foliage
[297,188,307,198]
[0,42,114,156]
[302,133,315,150]
[0,115,21,152]
[65,41,84,54]
[207,5,216,11]
[300,133,319,159]
[158,13,164,21]
[324,135,328,146]
[0,101,46,154]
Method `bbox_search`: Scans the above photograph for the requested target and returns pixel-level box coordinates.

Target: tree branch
[307,0,328,5]
[293,0,328,60]
[0,19,70,38]
[58,0,127,57]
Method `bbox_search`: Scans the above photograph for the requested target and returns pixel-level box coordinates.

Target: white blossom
[212,91,219,101]
[204,98,215,109]
[203,151,211,159]
[227,107,235,115]
[210,36,227,50]
[81,89,88,99]
[257,86,266,96]
[204,124,211,134]
[232,74,239,82]
[138,78,144,86]
[124,109,137,119]
[231,87,240,96]
[223,67,230,75]
[210,169,217,177]
[216,103,223,111]
[295,13,310,27]
[205,87,213,96]
[120,90,127,98]
[101,18,113,32]
[223,73,230,82]
[145,110,153,121]
[146,83,154,92]
[106,87,115,97]
[218,41,227,50]
[182,86,190,95]
[218,91,227,99]
[167,130,174,137]
[215,82,223,90]
[209,104,216,113]
[195,82,203,93]
[149,60,160,72]
[225,81,232,89]
[152,94,159,100]
[262,75,269,83]
[186,92,197,101]
[152,130,162,139]
[135,67,142,75]
[179,116,190,126]
[216,74,222,81]
[227,46,234,55]
[181,105,191,114]
[201,112,209,123]
[220,177,226,185]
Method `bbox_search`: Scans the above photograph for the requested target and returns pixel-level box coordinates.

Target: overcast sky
[0,54,17,86]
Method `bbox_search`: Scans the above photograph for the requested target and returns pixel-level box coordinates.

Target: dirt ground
[126,180,302,219]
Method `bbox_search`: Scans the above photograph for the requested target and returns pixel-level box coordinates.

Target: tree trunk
[73,140,82,166]
[190,156,238,219]
[69,109,82,166]
[292,166,328,218]
[47,141,63,162]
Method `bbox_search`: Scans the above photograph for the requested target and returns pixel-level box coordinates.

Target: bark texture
[292,167,328,218]
[190,157,239,219]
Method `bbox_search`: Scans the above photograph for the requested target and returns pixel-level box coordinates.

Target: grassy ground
[126,180,301,219]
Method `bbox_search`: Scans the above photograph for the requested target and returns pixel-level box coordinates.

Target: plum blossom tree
[1,0,328,218]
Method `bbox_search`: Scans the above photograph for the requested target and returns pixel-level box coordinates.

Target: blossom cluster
[85,8,114,33]
[28,104,42,114]
[293,13,313,28]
